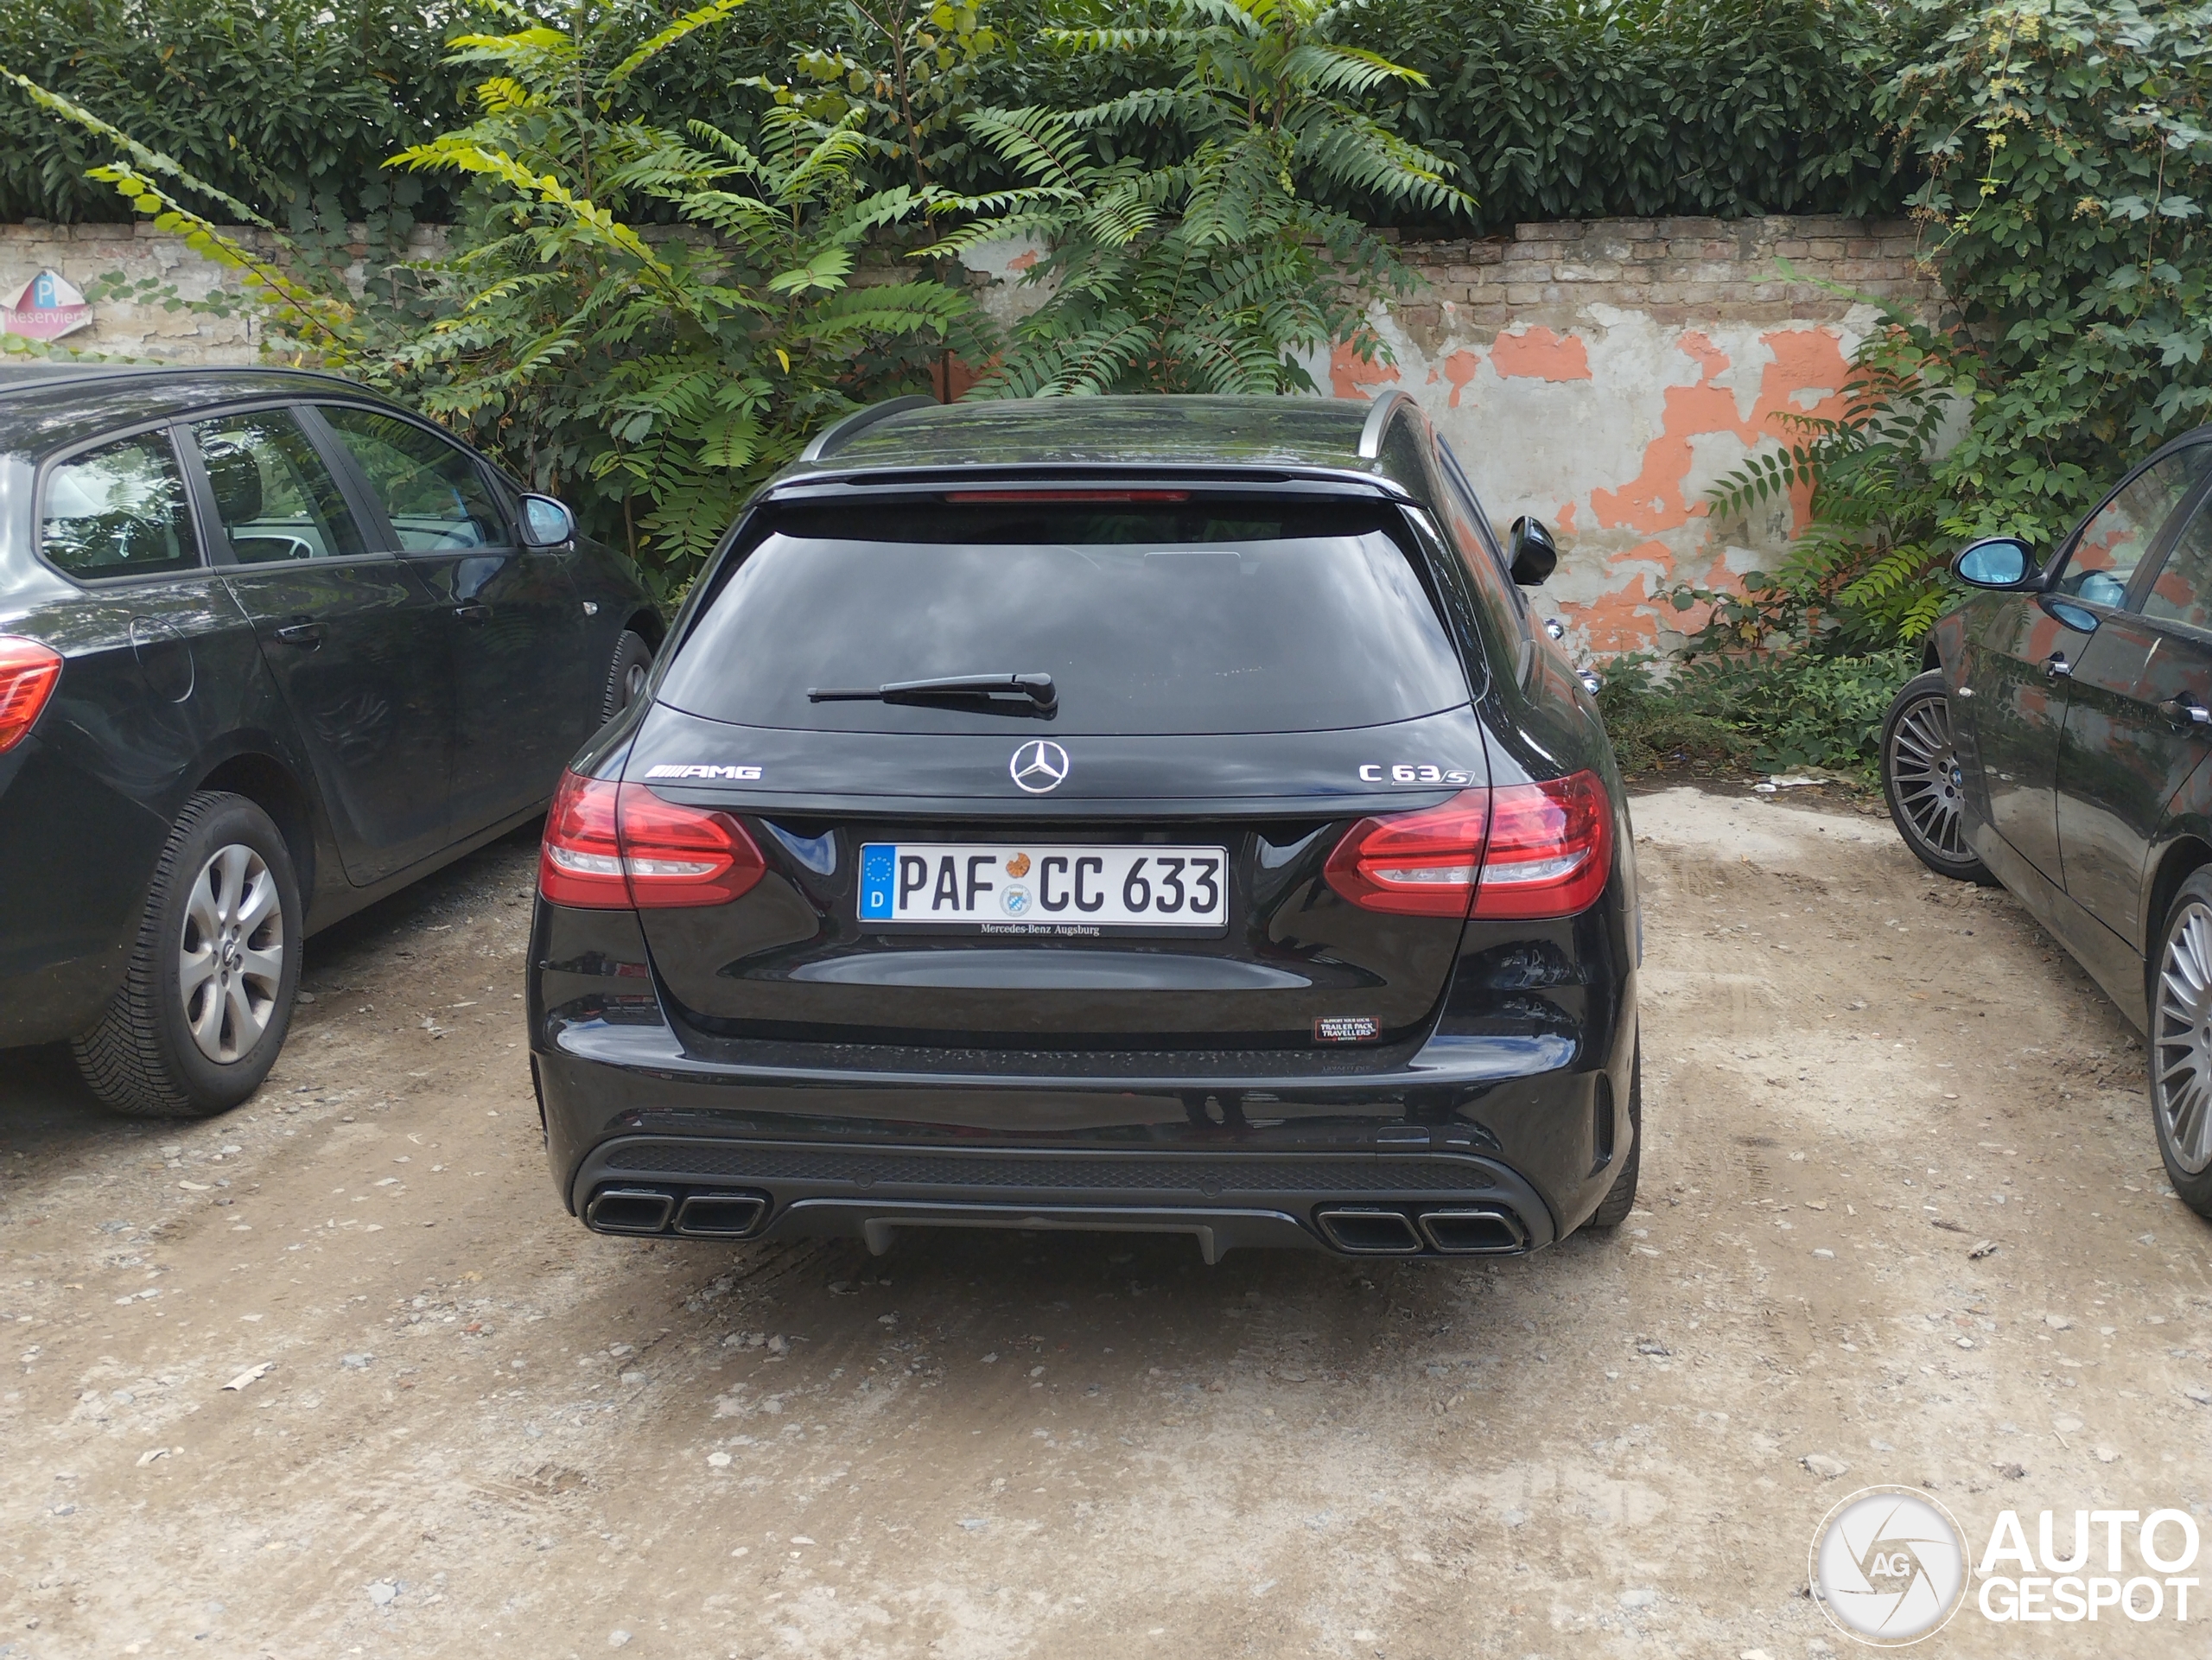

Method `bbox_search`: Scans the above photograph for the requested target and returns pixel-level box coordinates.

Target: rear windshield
[658,500,1472,735]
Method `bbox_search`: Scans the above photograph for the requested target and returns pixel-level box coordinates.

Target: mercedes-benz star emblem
[1010,740,1070,794]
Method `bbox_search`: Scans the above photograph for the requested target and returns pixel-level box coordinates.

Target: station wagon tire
[601,629,653,722]
[70,792,302,1118]
[2149,869,2212,1219]
[1881,671,1992,884]
[1583,1045,1642,1231]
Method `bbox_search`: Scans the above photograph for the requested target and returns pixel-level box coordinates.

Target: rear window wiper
[808,671,1057,712]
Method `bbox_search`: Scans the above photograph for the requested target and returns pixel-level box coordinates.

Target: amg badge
[642,763,762,781]
[1314,1014,1381,1044]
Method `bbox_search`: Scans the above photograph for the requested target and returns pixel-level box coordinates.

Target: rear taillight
[1323,790,1490,916]
[539,770,766,909]
[1324,773,1612,920]
[0,637,63,754]
[1471,772,1612,919]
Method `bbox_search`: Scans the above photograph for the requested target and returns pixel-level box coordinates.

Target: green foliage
[3,4,980,595]
[1332,0,1925,232]
[0,0,1921,230]
[768,1,1003,187]
[1598,646,1917,779]
[0,0,478,226]
[379,3,982,588]
[1700,0,2212,659]
[1891,0,2212,537]
[937,0,1469,395]
[1672,2,2210,774]
[1698,323,1956,649]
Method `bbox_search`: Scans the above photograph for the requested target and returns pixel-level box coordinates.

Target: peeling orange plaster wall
[1332,318,1858,656]
[1489,327,1592,382]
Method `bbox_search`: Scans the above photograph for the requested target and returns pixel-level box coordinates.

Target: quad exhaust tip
[1418,1207,1529,1255]
[1314,1208,1423,1254]
[675,1193,768,1237]
[584,1186,768,1239]
[587,1187,676,1234]
[1315,1205,1529,1256]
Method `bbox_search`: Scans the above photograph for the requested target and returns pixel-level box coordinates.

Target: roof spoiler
[799,395,938,463]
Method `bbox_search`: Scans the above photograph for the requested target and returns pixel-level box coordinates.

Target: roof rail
[1356,389,1415,461]
[800,395,939,463]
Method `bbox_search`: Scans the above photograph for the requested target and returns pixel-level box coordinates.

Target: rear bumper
[534,1015,1634,1257]
[0,743,167,1050]
[566,1135,1554,1262]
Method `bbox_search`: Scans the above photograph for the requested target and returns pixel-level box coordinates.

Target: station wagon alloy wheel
[2153,898,2212,1176]
[179,843,285,1064]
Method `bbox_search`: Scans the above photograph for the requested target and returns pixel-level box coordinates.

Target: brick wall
[7,213,1944,657]
[3,221,263,362]
[1328,217,1942,655]
[1391,214,1937,330]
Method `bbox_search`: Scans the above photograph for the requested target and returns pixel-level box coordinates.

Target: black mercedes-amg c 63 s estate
[1880,422,2212,1222]
[0,364,658,1116]
[530,392,1643,1261]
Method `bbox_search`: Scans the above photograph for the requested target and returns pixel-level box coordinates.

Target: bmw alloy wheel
[178,843,285,1064]
[1887,687,1967,862]
[2154,899,2212,1175]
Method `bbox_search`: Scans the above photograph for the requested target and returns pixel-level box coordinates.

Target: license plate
[859,843,1228,934]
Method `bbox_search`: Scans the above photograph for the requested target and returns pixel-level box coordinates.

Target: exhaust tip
[1315,1207,1422,1254]
[674,1193,768,1238]
[1418,1207,1529,1254]
[586,1186,676,1235]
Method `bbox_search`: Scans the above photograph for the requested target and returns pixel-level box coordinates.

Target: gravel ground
[2,784,2209,1658]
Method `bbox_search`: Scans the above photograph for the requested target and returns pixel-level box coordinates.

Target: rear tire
[1881,670,1993,883]
[2147,868,2212,1220]
[71,792,301,1117]
[601,629,653,722]
[1584,1046,1642,1231]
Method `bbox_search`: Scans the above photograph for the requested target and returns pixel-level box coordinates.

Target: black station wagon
[529,392,1643,1262]
[0,365,658,1115]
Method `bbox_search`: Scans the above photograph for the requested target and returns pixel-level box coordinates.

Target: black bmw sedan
[530,392,1643,1261]
[1880,423,2212,1221]
[0,365,659,1115]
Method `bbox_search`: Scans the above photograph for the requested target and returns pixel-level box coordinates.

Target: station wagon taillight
[1325,773,1613,919]
[539,770,766,908]
[0,637,62,754]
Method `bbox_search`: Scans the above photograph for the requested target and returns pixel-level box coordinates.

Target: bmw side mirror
[1953,536,2034,588]
[520,493,577,549]
[2038,595,2101,634]
[1508,516,1558,587]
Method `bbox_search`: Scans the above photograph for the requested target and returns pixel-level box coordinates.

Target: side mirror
[1507,516,1558,587]
[1953,536,2034,588]
[2039,595,2101,634]
[520,493,577,549]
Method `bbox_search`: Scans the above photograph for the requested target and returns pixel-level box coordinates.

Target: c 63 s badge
[1359,764,1475,785]
[643,763,762,781]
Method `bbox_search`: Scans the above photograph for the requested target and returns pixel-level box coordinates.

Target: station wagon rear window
[658,500,1472,736]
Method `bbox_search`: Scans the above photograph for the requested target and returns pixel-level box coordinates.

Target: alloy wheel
[624,659,649,707]
[1887,690,1967,862]
[2155,900,2212,1175]
[177,843,285,1064]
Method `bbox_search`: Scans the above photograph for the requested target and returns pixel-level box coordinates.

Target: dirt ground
[3,783,2209,1659]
